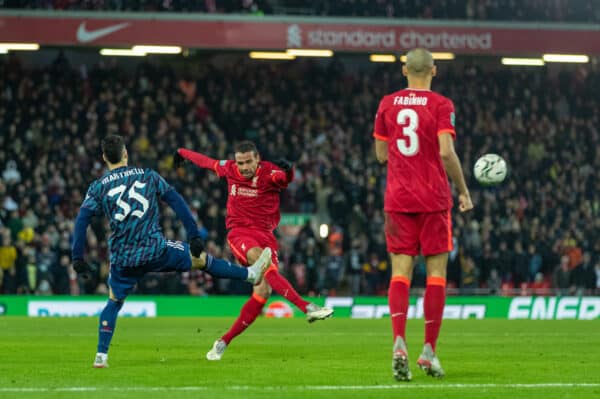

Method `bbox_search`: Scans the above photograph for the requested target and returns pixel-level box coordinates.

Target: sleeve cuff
[373,132,388,141]
[437,129,456,138]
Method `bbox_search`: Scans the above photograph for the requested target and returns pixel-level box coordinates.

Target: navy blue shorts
[108,240,191,300]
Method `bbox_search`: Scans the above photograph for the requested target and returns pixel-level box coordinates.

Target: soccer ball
[473,153,507,185]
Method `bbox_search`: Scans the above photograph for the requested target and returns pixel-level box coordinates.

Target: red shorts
[227,228,279,266]
[384,210,453,256]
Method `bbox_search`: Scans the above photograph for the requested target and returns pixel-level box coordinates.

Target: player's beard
[240,168,256,179]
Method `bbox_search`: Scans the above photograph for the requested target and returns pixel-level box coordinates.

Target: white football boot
[392,336,411,381]
[417,343,445,378]
[206,339,227,361]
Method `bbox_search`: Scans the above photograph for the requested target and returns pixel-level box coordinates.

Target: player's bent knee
[246,247,265,264]
[106,298,124,311]
[254,280,272,298]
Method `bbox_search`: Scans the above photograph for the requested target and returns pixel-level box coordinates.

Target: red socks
[221,293,266,345]
[389,276,411,341]
[221,265,312,345]
[264,265,309,313]
[424,277,446,352]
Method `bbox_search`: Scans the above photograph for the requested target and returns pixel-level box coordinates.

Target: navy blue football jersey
[81,166,172,268]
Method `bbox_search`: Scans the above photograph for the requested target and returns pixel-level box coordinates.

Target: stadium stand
[1,0,599,22]
[0,52,598,296]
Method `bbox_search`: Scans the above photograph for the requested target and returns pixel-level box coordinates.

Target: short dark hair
[101,135,125,164]
[233,140,258,155]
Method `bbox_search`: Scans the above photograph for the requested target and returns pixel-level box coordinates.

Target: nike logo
[76,22,130,43]
[391,312,405,318]
[425,320,435,324]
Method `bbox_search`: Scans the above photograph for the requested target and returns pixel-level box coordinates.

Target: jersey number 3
[108,182,149,222]
[396,109,419,156]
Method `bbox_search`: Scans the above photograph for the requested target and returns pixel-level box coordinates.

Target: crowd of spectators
[1,0,271,13]
[0,51,599,297]
[2,0,600,23]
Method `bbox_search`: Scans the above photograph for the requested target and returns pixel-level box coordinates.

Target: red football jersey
[215,160,290,231]
[373,88,456,213]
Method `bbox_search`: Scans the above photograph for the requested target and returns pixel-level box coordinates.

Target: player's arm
[270,159,295,188]
[372,98,389,163]
[162,190,205,256]
[155,171,205,256]
[162,189,200,240]
[375,139,388,163]
[175,148,223,176]
[437,99,472,212]
[439,134,468,194]
[71,207,93,263]
[71,186,99,278]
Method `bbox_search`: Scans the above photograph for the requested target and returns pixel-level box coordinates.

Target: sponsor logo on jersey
[229,184,259,197]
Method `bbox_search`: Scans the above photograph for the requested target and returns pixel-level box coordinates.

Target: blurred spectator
[487,269,501,295]
[304,238,321,294]
[346,238,364,296]
[51,255,71,295]
[528,272,551,295]
[2,160,21,185]
[553,255,572,295]
[571,252,596,295]
[0,229,17,293]
[460,256,479,293]
[527,244,542,282]
[595,262,600,295]
[512,241,528,287]
[361,253,378,295]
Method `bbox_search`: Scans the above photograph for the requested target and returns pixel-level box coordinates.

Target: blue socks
[205,254,249,281]
[97,299,123,354]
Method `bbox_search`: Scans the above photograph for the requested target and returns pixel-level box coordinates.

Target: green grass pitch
[0,317,599,399]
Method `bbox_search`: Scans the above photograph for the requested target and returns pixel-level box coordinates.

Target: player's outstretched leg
[94,299,123,368]
[207,292,268,361]
[262,263,333,322]
[417,343,445,378]
[305,303,334,323]
[191,248,271,284]
[392,336,412,381]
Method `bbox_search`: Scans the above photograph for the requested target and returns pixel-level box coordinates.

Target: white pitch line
[0,383,599,392]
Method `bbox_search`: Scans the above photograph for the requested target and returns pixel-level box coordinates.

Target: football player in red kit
[373,48,473,380]
[174,141,333,360]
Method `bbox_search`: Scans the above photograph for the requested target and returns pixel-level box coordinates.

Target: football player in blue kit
[71,135,271,368]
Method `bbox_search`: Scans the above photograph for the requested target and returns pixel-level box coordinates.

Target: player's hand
[173,151,186,169]
[72,259,93,279]
[273,158,293,173]
[458,192,473,212]
[189,236,205,258]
